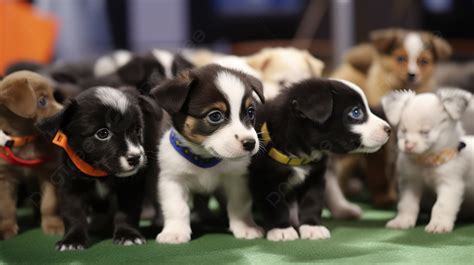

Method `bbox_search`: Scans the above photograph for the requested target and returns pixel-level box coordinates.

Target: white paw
[330,203,362,220]
[56,244,85,252]
[299,225,331,240]
[386,216,416,230]
[231,224,264,239]
[156,225,191,244]
[425,219,454,234]
[116,238,146,246]
[266,227,299,241]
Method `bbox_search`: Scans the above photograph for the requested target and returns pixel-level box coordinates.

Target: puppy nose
[407,73,416,82]
[242,139,256,151]
[405,141,416,151]
[126,154,141,167]
[384,125,391,135]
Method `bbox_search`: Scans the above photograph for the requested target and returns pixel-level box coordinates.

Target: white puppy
[382,88,474,233]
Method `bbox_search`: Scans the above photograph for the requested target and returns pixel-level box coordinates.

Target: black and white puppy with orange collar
[249,79,391,241]
[37,86,161,250]
[151,64,265,244]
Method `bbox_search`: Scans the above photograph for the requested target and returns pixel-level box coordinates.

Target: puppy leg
[0,176,18,240]
[156,178,192,244]
[40,180,64,236]
[251,181,298,241]
[113,180,145,246]
[425,180,464,234]
[324,171,362,220]
[386,178,422,230]
[223,175,263,240]
[56,192,88,251]
[298,178,331,240]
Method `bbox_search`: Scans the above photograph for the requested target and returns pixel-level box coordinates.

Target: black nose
[242,139,256,151]
[407,73,416,82]
[126,154,141,167]
[384,125,392,135]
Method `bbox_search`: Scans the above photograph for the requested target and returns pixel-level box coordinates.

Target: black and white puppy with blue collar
[151,64,265,244]
[249,79,391,241]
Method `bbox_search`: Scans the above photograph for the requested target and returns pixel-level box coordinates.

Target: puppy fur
[151,64,265,244]
[0,71,64,239]
[249,79,390,241]
[383,89,474,233]
[36,87,160,250]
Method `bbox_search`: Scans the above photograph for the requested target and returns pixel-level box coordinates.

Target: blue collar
[169,130,222,168]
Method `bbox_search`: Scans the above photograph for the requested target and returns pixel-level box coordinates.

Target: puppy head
[246,47,324,90]
[37,87,147,177]
[382,89,471,154]
[0,71,62,121]
[286,79,390,154]
[371,28,451,89]
[152,64,264,159]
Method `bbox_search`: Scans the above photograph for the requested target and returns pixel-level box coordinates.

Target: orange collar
[52,130,108,177]
[4,134,37,147]
[415,142,466,167]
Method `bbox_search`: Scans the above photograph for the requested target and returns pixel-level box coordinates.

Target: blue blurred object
[422,0,453,13]
[213,0,304,16]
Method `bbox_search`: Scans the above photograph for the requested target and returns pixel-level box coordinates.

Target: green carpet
[1,205,474,264]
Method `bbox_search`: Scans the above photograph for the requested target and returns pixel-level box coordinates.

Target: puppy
[249,79,391,241]
[36,86,159,250]
[0,71,64,240]
[383,89,474,233]
[151,64,265,244]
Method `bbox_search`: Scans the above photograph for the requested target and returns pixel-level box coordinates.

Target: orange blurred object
[0,0,57,74]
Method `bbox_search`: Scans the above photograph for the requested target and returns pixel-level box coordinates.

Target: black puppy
[249,79,391,241]
[37,86,160,251]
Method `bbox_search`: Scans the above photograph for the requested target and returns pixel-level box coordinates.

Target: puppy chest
[288,166,311,187]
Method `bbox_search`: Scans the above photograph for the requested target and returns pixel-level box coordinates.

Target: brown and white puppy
[0,71,64,239]
[151,64,265,244]
[331,28,452,207]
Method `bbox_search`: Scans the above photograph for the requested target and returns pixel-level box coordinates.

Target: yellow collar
[260,122,314,166]
[415,142,466,166]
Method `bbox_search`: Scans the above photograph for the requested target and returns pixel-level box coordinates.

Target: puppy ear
[35,99,78,140]
[304,51,325,77]
[245,74,265,104]
[117,56,166,89]
[246,49,272,73]
[344,44,376,73]
[430,35,452,61]
[370,28,404,54]
[0,73,37,118]
[436,88,472,120]
[150,71,195,114]
[172,54,195,76]
[139,95,163,122]
[292,87,333,124]
[381,90,415,126]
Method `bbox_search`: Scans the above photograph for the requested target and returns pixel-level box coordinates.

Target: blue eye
[207,110,225,124]
[37,96,48,108]
[247,107,255,120]
[396,55,407,63]
[348,106,364,120]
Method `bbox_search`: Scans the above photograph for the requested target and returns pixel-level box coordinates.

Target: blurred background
[1,0,474,74]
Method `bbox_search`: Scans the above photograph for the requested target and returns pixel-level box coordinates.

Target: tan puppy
[0,71,64,239]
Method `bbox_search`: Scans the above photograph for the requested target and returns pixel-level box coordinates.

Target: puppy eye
[400,128,407,134]
[207,110,225,125]
[37,96,48,109]
[396,55,407,63]
[247,107,256,120]
[419,58,429,66]
[420,129,430,136]
[348,106,364,120]
[95,128,112,141]
[278,80,287,87]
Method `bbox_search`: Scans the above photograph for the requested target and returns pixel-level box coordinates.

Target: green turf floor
[1,204,474,264]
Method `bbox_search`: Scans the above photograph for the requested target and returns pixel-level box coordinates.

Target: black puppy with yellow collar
[249,78,391,241]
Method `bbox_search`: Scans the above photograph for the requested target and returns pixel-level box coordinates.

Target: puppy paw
[425,219,454,234]
[299,225,331,240]
[156,225,192,244]
[0,222,19,240]
[330,203,362,220]
[386,216,416,230]
[231,224,264,239]
[266,227,299,241]
[41,216,65,236]
[113,228,146,246]
[56,239,86,251]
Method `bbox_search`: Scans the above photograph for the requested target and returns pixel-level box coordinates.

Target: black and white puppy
[249,79,391,241]
[151,64,265,244]
[36,87,160,251]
